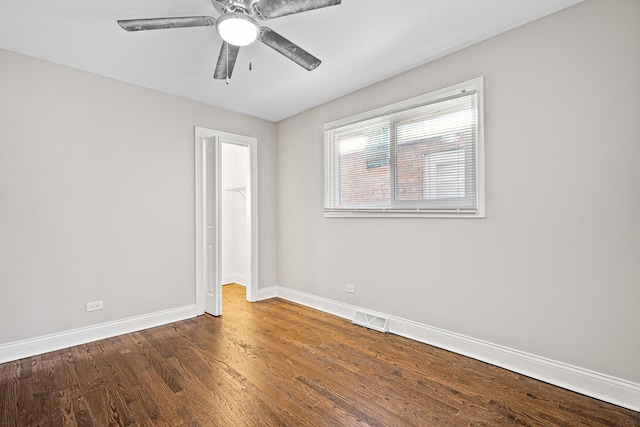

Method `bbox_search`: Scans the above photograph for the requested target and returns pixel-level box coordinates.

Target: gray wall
[276,0,640,383]
[0,48,277,344]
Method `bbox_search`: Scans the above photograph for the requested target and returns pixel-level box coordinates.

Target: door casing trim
[195,127,259,315]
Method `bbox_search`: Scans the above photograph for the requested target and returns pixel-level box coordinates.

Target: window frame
[323,77,485,218]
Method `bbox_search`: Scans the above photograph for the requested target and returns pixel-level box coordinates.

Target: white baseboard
[274,286,640,412]
[222,273,248,286]
[0,305,198,364]
[256,286,278,301]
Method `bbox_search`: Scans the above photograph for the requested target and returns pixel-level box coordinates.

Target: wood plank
[0,284,638,426]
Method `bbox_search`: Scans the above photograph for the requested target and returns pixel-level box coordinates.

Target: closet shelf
[224,187,246,199]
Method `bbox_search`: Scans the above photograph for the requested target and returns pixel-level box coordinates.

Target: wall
[276,0,640,387]
[0,48,277,347]
[221,143,250,285]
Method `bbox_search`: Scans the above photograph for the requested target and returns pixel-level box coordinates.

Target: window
[324,77,485,218]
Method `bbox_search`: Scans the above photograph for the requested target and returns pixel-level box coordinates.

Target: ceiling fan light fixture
[216,12,259,47]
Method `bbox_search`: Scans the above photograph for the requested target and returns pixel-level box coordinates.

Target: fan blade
[258,27,321,71]
[118,16,216,31]
[252,0,341,20]
[214,42,241,80]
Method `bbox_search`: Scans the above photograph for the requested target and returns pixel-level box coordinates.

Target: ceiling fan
[118,0,341,82]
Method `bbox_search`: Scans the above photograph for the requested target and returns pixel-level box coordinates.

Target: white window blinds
[324,78,485,218]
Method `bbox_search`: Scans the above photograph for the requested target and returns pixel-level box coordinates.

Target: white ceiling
[0,0,582,122]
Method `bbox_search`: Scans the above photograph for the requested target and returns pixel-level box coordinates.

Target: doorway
[221,142,249,287]
[195,127,258,316]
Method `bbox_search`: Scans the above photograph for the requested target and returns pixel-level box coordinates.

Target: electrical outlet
[345,284,355,293]
[86,300,104,312]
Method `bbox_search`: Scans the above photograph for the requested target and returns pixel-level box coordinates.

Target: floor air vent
[352,311,389,333]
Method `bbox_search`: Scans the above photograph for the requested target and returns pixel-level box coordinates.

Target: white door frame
[195,127,259,315]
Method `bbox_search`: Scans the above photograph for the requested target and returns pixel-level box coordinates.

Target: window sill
[323,209,485,219]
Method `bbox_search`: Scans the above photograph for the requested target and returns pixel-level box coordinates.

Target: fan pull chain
[249,43,253,71]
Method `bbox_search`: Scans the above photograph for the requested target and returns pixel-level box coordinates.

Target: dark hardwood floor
[1,284,638,426]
